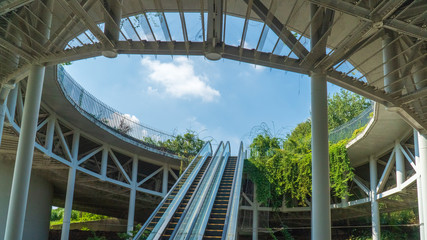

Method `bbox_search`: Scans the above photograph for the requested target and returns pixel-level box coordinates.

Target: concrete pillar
[415,131,425,240]
[4,65,47,240]
[418,132,427,240]
[382,30,402,97]
[370,155,381,240]
[0,158,53,240]
[61,131,80,240]
[310,71,331,240]
[395,140,405,188]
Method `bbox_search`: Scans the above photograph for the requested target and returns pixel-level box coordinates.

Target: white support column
[395,140,405,188]
[310,3,331,239]
[101,147,109,180]
[162,164,169,195]
[252,183,258,240]
[382,30,402,97]
[45,115,56,153]
[4,1,53,238]
[0,85,13,147]
[418,132,427,240]
[4,65,47,240]
[311,71,331,240]
[127,156,138,234]
[61,130,80,240]
[6,84,18,121]
[370,155,381,240]
[415,131,425,240]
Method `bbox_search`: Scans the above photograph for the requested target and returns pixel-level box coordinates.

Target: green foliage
[87,231,106,240]
[328,89,371,130]
[50,208,109,226]
[329,140,354,198]
[143,130,205,172]
[246,90,369,209]
[118,224,143,239]
[246,127,353,208]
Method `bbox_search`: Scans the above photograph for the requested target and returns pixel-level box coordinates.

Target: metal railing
[224,142,245,240]
[57,65,174,144]
[328,104,374,143]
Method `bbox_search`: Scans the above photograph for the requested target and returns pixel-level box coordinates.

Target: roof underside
[0,0,426,131]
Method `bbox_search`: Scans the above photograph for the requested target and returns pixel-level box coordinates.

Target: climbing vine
[245,91,369,209]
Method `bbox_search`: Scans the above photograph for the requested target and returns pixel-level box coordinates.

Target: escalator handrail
[133,141,212,240]
[170,142,228,239]
[169,142,226,239]
[186,142,231,240]
[223,142,245,240]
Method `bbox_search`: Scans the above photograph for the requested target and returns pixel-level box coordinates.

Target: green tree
[328,89,371,130]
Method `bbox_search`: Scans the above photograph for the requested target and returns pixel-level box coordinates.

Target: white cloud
[141,57,220,102]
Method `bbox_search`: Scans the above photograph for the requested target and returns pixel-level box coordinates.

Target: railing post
[370,155,381,240]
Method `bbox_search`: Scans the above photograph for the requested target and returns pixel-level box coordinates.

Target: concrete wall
[0,157,54,240]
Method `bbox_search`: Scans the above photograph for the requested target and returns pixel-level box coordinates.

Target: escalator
[203,156,237,239]
[134,142,245,240]
[161,156,213,238]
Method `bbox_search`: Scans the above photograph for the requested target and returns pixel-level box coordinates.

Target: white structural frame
[2,80,180,239]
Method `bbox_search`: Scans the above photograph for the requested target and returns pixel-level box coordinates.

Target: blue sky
[63,12,349,153]
[64,55,342,153]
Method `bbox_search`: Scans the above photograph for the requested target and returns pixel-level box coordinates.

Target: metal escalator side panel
[172,143,227,239]
[151,142,225,240]
[188,143,231,240]
[223,142,245,240]
[133,142,212,240]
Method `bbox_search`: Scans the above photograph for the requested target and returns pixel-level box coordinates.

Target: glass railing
[56,65,174,146]
[223,142,245,240]
[328,104,374,143]
[133,142,212,240]
[187,142,231,239]
[172,142,227,239]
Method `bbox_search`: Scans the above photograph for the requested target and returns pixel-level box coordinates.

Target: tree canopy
[328,89,371,130]
[245,90,369,208]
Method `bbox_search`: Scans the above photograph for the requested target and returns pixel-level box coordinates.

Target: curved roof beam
[245,0,309,59]
[307,0,427,40]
